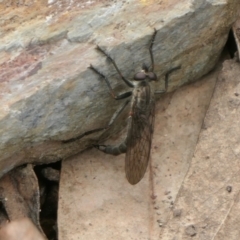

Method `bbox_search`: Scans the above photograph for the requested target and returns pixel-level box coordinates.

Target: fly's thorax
[131,80,154,111]
[132,79,156,90]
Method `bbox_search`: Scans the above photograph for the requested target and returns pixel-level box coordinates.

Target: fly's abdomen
[97,140,127,156]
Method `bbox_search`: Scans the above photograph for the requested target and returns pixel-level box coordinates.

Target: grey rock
[0,0,239,177]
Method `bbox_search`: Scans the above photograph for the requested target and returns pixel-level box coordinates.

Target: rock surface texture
[159,59,240,240]
[0,0,239,176]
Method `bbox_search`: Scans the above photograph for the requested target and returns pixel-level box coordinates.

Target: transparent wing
[125,85,155,185]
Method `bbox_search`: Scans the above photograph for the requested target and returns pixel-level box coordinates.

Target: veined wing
[125,83,155,185]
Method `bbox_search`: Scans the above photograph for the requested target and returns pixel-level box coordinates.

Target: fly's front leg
[96,46,134,88]
[155,66,181,94]
[89,65,132,100]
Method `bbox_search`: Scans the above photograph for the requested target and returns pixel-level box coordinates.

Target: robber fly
[89,29,180,185]
[63,29,180,185]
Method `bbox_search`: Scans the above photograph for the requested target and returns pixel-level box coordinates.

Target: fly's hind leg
[88,58,132,154]
[62,127,109,143]
[62,100,130,143]
[93,103,131,155]
[92,100,130,155]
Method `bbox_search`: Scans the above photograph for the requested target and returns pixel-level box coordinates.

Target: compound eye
[148,72,157,80]
[134,72,146,80]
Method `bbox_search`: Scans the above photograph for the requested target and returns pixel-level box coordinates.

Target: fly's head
[133,63,157,82]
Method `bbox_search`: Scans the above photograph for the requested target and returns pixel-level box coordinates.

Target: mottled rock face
[0,0,239,176]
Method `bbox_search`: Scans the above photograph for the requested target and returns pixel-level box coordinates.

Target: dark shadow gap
[34,161,61,240]
[225,29,237,59]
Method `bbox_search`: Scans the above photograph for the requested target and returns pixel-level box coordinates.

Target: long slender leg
[93,99,129,155]
[92,98,130,154]
[89,64,132,100]
[62,127,107,143]
[96,46,134,88]
[149,28,157,72]
[62,100,130,143]
[155,66,181,94]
